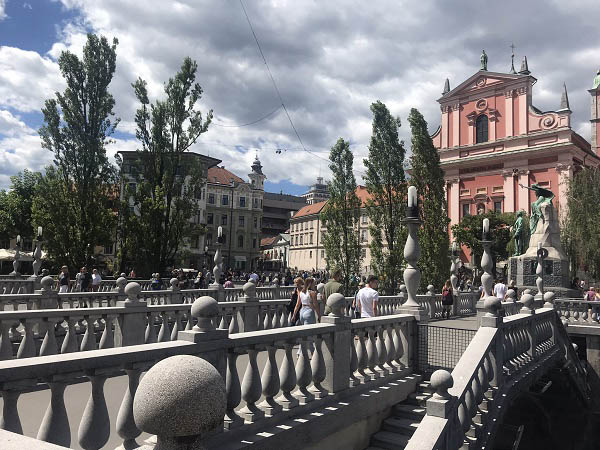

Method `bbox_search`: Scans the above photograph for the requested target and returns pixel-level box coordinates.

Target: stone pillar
[178,295,228,379]
[480,296,504,387]
[321,293,352,394]
[34,275,59,309]
[535,244,547,304]
[425,370,454,420]
[115,282,147,347]
[476,219,494,324]
[169,278,182,304]
[450,242,460,317]
[239,282,259,333]
[28,233,43,290]
[210,227,225,303]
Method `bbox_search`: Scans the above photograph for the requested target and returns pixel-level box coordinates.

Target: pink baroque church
[431,52,600,264]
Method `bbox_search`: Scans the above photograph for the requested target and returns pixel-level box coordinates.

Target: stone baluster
[393,323,405,369]
[116,367,142,450]
[99,314,115,349]
[480,219,493,297]
[239,348,264,422]
[170,310,183,341]
[271,305,280,329]
[239,281,259,332]
[78,372,110,450]
[376,325,388,376]
[39,318,59,356]
[115,282,147,347]
[16,318,36,358]
[61,317,79,353]
[276,341,299,410]
[224,351,243,429]
[0,389,23,433]
[229,308,240,334]
[356,330,368,381]
[80,315,98,352]
[450,241,460,317]
[294,337,314,404]
[133,355,226,449]
[144,312,158,344]
[37,380,70,447]
[0,320,12,360]
[366,328,378,380]
[349,332,360,387]
[157,311,171,342]
[310,335,327,398]
[385,323,397,372]
[259,345,282,415]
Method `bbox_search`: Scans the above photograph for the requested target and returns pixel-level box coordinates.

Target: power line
[211,104,283,127]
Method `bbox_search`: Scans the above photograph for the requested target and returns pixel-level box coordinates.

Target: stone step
[418,381,433,392]
[364,447,386,450]
[382,417,420,435]
[371,431,411,450]
[405,392,431,406]
[393,404,426,420]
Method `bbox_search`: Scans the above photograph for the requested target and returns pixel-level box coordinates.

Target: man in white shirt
[357,275,379,318]
[493,279,507,300]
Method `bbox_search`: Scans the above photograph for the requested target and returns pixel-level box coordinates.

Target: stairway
[366,381,434,450]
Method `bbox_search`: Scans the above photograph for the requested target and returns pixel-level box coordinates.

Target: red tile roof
[260,236,278,247]
[292,186,372,219]
[207,166,245,185]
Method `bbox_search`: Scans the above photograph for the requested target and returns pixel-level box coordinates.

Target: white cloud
[0,1,6,20]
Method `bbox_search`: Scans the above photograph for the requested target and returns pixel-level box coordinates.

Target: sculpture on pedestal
[519,183,555,236]
[593,69,600,89]
[212,226,223,287]
[10,235,21,276]
[402,186,421,308]
[480,50,488,71]
[511,211,525,257]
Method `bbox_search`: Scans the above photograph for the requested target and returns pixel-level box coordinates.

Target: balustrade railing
[0,292,418,450]
[555,298,600,325]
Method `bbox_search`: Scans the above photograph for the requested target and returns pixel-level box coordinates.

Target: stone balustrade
[555,298,600,325]
[406,295,590,449]
[0,292,419,450]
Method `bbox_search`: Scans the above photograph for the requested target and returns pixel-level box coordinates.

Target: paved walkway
[428,315,479,331]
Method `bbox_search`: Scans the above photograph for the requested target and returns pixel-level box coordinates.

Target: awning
[234,256,247,262]
[0,249,47,262]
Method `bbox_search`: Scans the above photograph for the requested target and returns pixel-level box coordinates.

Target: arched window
[238,235,244,248]
[476,114,488,143]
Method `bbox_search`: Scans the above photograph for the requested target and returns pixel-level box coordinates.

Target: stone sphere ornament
[483,295,501,317]
[191,295,219,332]
[40,275,54,292]
[133,355,226,440]
[243,281,256,297]
[124,282,142,302]
[430,369,453,399]
[327,293,346,317]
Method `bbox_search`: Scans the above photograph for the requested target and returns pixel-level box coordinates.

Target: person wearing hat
[356,275,379,318]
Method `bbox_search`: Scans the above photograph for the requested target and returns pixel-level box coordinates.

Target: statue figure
[480,50,488,71]
[593,69,600,89]
[511,210,525,256]
[519,183,555,236]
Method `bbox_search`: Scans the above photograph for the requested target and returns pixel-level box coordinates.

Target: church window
[462,203,470,217]
[494,201,502,213]
[476,114,488,143]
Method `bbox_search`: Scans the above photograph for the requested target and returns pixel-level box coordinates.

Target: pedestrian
[58,266,70,293]
[287,277,304,324]
[356,275,379,318]
[323,268,344,316]
[249,271,259,284]
[91,268,102,292]
[75,267,83,292]
[441,279,454,319]
[79,267,92,307]
[585,286,599,322]
[351,281,365,319]
[224,276,234,288]
[316,282,325,320]
[291,277,319,354]
[493,279,507,300]
[129,268,136,278]
[151,273,163,290]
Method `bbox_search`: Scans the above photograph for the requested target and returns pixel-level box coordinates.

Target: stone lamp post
[402,186,421,308]
[10,234,21,276]
[480,219,493,297]
[212,226,223,287]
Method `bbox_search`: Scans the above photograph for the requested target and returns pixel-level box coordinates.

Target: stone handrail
[0,279,35,295]
[0,292,418,450]
[407,303,587,449]
[555,298,600,325]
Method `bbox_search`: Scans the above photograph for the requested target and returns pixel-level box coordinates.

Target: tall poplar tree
[120,57,212,275]
[34,34,119,270]
[321,138,362,294]
[363,101,407,294]
[408,108,450,290]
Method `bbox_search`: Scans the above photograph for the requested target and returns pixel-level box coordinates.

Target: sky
[1,0,600,195]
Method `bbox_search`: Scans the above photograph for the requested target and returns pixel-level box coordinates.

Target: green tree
[321,138,362,294]
[34,34,119,270]
[0,170,42,242]
[562,167,600,279]
[120,57,212,276]
[408,108,450,290]
[451,211,516,271]
[363,101,407,294]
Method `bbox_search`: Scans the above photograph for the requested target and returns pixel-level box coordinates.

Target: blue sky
[1,0,600,195]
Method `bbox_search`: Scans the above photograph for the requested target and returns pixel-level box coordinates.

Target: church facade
[432,55,600,264]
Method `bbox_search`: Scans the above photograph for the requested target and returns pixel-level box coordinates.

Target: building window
[361,215,368,224]
[460,189,470,196]
[476,187,487,195]
[208,193,215,204]
[361,229,368,242]
[462,203,470,217]
[538,181,551,188]
[207,213,213,225]
[239,215,245,227]
[295,236,298,246]
[206,234,212,247]
[221,214,228,226]
[476,114,488,143]
[361,248,367,258]
[253,217,258,229]
[494,201,502,213]
[300,235,303,245]
[238,235,244,248]
[239,196,246,208]
[253,198,258,208]
[309,251,312,258]
[103,243,114,255]
[253,238,257,249]
[222,195,229,206]
[310,233,313,244]
[492,186,503,193]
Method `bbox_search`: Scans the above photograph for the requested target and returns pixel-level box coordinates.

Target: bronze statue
[480,50,488,71]
[594,69,600,89]
[512,210,525,256]
[519,183,555,236]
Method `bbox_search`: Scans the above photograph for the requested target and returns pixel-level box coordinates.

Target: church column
[518,87,528,135]
[556,163,572,223]
[517,169,530,214]
[452,103,460,147]
[505,90,514,137]
[588,87,600,156]
[441,106,449,148]
[502,170,515,213]
[448,178,460,238]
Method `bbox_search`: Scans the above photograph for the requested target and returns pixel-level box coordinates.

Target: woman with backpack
[441,279,454,319]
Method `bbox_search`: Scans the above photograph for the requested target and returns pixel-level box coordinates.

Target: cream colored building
[288,186,376,274]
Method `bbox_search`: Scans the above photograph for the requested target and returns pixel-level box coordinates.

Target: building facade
[262,192,306,237]
[205,157,265,272]
[301,177,330,205]
[288,186,374,274]
[431,56,600,263]
[259,233,290,272]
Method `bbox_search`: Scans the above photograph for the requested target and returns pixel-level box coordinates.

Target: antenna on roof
[509,43,517,74]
